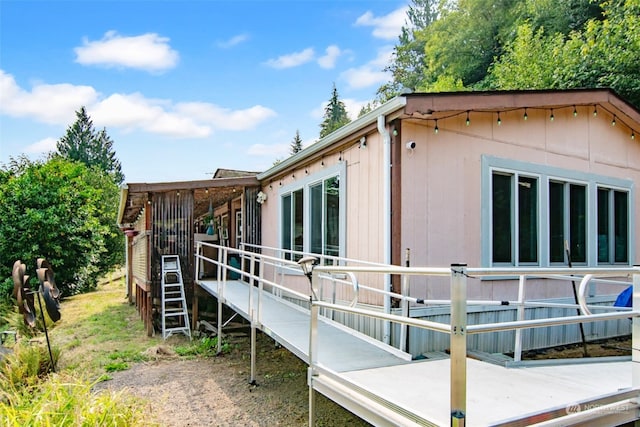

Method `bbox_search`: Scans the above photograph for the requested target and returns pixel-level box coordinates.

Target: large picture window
[484,156,632,267]
[280,164,345,262]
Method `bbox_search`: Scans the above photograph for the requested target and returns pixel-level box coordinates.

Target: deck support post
[450,264,467,426]
[250,310,257,385]
[308,269,320,426]
[216,299,223,354]
[632,271,640,397]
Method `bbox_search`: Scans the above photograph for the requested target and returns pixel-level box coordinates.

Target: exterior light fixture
[359,136,367,148]
[297,256,318,283]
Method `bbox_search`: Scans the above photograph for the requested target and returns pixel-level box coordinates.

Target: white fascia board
[257,96,407,182]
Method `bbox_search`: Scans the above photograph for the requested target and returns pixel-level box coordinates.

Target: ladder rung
[165,327,190,333]
[164,312,187,317]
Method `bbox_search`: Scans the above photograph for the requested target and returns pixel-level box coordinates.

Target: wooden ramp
[197,277,639,426]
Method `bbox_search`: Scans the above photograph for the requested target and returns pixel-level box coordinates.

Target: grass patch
[174,336,232,357]
[0,273,158,426]
[49,278,160,378]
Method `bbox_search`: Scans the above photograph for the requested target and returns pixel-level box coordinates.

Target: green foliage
[379,0,640,108]
[56,106,124,185]
[174,336,231,357]
[0,157,123,296]
[319,83,351,138]
[0,343,60,389]
[490,0,640,108]
[104,361,129,372]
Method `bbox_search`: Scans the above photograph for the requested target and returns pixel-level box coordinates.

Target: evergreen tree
[57,107,124,184]
[319,84,350,139]
[290,130,303,155]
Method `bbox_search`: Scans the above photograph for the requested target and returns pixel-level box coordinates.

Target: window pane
[518,176,538,263]
[310,183,323,254]
[569,184,586,263]
[293,189,304,259]
[614,191,628,263]
[597,188,609,263]
[492,173,512,263]
[282,194,291,260]
[324,176,340,258]
[549,182,565,263]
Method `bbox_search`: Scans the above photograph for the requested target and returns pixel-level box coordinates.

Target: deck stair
[161,255,191,340]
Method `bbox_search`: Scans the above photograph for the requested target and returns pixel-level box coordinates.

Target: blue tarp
[614,285,633,307]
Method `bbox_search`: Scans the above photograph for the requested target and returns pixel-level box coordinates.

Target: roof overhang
[117,175,260,227]
[258,88,640,182]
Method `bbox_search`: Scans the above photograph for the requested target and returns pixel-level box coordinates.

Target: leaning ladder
[161,255,191,340]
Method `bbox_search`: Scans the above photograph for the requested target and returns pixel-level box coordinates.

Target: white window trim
[278,162,346,260]
[481,155,634,267]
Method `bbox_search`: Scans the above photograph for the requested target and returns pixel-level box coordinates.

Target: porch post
[450,264,467,426]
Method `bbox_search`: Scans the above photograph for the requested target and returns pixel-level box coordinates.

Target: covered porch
[116,169,261,336]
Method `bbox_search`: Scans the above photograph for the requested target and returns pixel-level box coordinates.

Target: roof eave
[257,96,407,181]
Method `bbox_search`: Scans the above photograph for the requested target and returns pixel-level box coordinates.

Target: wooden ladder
[161,255,191,340]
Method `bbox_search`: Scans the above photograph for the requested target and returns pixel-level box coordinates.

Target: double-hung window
[280,163,345,262]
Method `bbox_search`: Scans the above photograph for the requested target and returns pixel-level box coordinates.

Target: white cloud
[91,93,211,138]
[176,103,277,131]
[248,143,289,158]
[0,69,278,139]
[217,33,250,49]
[264,48,315,69]
[317,45,342,69]
[0,70,98,124]
[74,31,179,72]
[24,137,57,154]
[341,46,393,90]
[354,6,408,40]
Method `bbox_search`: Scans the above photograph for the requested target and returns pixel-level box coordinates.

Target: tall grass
[0,274,156,426]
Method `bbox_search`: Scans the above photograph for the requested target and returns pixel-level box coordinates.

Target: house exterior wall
[400,105,639,301]
[260,103,638,309]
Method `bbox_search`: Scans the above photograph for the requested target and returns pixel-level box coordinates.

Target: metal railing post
[450,264,467,426]
[632,271,640,393]
[513,274,526,362]
[195,242,201,280]
[308,269,320,427]
[400,273,409,353]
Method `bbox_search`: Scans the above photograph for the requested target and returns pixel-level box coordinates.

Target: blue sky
[0,0,409,183]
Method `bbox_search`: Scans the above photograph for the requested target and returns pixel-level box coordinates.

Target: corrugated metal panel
[330,297,631,357]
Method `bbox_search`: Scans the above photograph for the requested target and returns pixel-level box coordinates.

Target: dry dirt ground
[95,330,371,427]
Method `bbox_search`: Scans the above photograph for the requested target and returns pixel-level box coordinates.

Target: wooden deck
[196,277,639,426]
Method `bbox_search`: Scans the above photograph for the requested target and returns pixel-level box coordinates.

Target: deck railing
[308,263,640,426]
[195,243,640,425]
